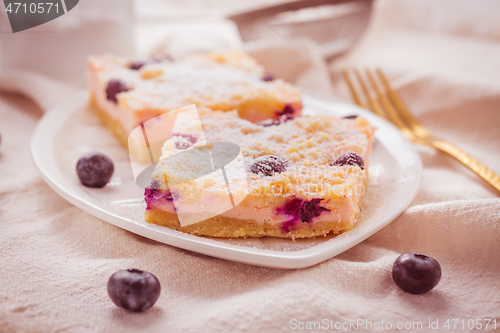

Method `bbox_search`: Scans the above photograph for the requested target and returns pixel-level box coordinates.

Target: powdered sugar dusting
[88,51,302,122]
[158,110,375,204]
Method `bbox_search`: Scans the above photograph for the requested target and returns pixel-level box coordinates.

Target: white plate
[31,92,421,269]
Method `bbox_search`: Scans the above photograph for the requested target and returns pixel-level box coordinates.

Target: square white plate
[31,92,421,269]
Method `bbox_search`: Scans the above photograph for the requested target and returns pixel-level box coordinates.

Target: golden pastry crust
[145,205,357,239]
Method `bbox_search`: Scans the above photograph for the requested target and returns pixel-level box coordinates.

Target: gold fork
[342,68,500,194]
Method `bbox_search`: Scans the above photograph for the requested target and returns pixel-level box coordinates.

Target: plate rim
[31,91,422,269]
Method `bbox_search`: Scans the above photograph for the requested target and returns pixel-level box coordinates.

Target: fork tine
[367,70,500,194]
[375,69,430,138]
[351,69,387,119]
[341,70,365,109]
[364,69,416,140]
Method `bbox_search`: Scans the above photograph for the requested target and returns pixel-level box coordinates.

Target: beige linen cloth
[1,0,499,332]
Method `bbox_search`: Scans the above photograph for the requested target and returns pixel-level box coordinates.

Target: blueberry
[392,253,441,294]
[107,269,161,312]
[145,187,174,210]
[258,114,294,127]
[250,155,287,176]
[331,152,364,170]
[172,133,197,150]
[282,105,294,115]
[278,198,330,233]
[106,79,128,103]
[76,152,114,188]
[343,115,358,119]
[262,72,274,81]
[129,60,146,70]
[299,199,329,222]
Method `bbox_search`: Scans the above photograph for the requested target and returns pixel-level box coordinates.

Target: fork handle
[431,140,500,193]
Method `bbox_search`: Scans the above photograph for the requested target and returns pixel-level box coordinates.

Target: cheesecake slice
[88,50,302,162]
[144,109,376,239]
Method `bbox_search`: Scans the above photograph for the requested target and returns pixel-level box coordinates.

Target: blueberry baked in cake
[88,50,302,162]
[144,109,376,239]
